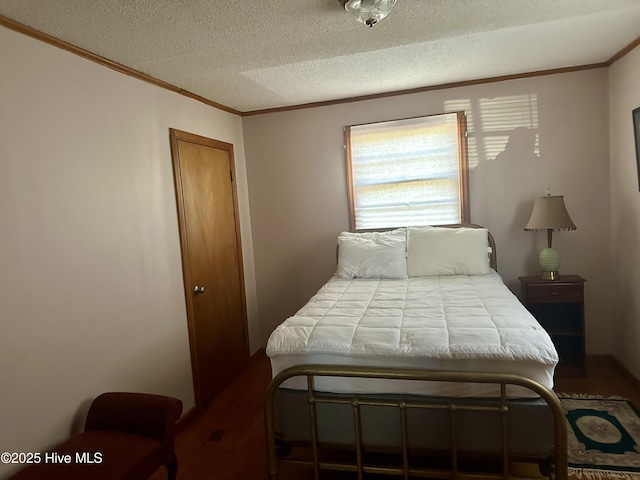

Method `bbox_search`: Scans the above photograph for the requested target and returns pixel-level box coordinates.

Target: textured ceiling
[1,0,639,114]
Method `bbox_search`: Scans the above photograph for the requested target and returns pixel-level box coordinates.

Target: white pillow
[336,229,407,279]
[407,227,491,276]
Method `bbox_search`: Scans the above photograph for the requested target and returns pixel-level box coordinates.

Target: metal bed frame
[265,365,568,480]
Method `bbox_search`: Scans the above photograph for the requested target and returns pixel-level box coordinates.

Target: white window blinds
[346,112,468,230]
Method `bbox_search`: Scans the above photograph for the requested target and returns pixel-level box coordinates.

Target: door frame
[169,128,250,408]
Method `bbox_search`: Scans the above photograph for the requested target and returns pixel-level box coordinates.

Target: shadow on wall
[448,93,543,232]
[450,93,547,286]
[472,126,542,228]
[445,93,539,169]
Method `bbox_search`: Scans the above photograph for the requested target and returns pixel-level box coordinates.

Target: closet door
[170,128,249,407]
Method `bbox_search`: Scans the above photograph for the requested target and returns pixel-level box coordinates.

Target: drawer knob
[549,291,559,296]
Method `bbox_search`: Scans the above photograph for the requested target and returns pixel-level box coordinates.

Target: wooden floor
[150,353,640,480]
[554,356,640,406]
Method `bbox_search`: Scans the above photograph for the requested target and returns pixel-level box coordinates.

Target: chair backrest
[85,392,183,456]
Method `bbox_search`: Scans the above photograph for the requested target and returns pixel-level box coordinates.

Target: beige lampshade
[524,195,576,231]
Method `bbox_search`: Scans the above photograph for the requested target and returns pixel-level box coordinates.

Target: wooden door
[169,129,249,408]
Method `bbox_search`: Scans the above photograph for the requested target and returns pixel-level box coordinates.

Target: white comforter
[267,271,558,366]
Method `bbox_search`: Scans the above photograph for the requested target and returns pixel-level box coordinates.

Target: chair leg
[165,454,178,480]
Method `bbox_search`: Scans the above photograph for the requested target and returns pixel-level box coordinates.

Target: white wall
[0,25,257,478]
[243,70,612,356]
[609,45,640,378]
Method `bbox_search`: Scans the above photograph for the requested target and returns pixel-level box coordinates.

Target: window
[345,112,469,230]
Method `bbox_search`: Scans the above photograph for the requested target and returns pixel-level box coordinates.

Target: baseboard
[607,354,640,393]
[586,353,640,392]
[176,348,267,432]
[586,353,615,367]
[251,347,266,362]
[175,405,199,433]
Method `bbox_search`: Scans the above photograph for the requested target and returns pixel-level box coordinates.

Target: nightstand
[519,275,586,377]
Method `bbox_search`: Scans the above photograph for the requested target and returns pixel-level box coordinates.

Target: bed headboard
[344,223,497,272]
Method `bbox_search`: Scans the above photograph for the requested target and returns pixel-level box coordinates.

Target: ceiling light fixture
[339,0,397,28]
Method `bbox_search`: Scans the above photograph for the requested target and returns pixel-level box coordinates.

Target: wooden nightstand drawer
[525,284,583,303]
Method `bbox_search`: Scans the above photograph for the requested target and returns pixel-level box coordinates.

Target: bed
[264,224,568,480]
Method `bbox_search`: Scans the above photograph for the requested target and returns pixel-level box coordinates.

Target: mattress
[266,270,558,398]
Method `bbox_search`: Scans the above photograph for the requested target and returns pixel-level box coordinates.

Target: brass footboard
[264,365,567,480]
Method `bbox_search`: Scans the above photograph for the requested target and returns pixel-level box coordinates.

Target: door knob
[193,285,205,294]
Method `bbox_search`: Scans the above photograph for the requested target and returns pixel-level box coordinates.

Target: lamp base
[539,247,561,281]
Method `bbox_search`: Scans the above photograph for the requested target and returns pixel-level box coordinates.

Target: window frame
[345,111,470,231]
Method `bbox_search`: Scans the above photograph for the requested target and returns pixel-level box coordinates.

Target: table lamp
[524,193,576,280]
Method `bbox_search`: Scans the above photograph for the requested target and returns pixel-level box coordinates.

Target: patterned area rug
[560,395,640,480]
